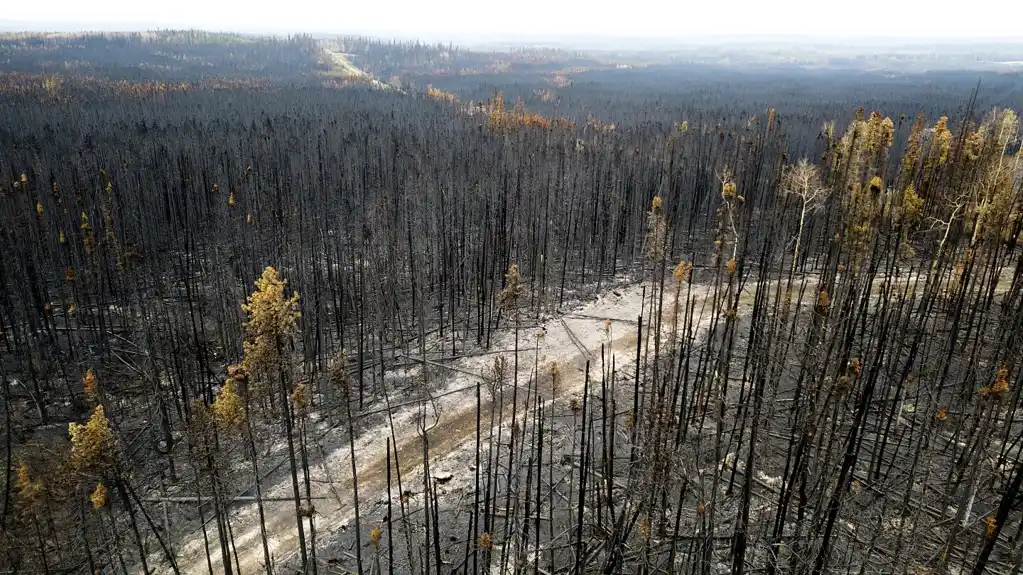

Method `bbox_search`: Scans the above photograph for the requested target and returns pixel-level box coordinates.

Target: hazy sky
[6,0,1023,41]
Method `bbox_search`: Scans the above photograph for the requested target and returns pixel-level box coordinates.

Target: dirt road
[167,281,715,574]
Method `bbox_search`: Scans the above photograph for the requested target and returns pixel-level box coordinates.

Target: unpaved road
[322,50,393,90]
[166,281,718,574]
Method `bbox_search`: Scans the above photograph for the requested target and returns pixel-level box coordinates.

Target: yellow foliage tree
[69,405,118,476]
[833,110,894,192]
[488,91,506,133]
[969,109,1019,246]
[646,196,666,263]
[817,289,831,312]
[241,266,301,381]
[980,365,1011,402]
[291,382,310,416]
[932,116,952,166]
[426,84,459,105]
[14,461,44,512]
[80,212,94,255]
[213,378,245,432]
[89,482,108,510]
[83,368,100,404]
[986,516,998,538]
[900,184,924,227]
[900,114,926,182]
[673,259,693,283]
[498,264,524,312]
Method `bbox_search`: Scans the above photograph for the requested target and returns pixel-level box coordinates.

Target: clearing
[166,278,724,574]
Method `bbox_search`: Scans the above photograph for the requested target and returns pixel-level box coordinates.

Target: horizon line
[2,20,1023,46]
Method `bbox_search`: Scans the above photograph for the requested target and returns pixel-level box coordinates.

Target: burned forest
[2,31,1023,575]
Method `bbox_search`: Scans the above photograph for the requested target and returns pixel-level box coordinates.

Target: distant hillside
[0,30,327,81]
[4,31,1020,89]
[328,36,614,84]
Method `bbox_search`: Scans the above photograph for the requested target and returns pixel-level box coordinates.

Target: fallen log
[143,496,332,504]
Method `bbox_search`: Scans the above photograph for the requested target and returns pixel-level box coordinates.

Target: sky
[5,0,1022,42]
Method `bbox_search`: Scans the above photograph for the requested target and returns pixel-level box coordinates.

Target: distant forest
[0,30,326,80]
[1,30,1023,575]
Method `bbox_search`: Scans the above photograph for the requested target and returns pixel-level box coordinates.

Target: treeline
[332,36,602,82]
[424,66,1023,133]
[0,31,326,81]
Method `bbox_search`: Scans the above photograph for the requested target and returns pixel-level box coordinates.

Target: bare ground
[165,280,717,574]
